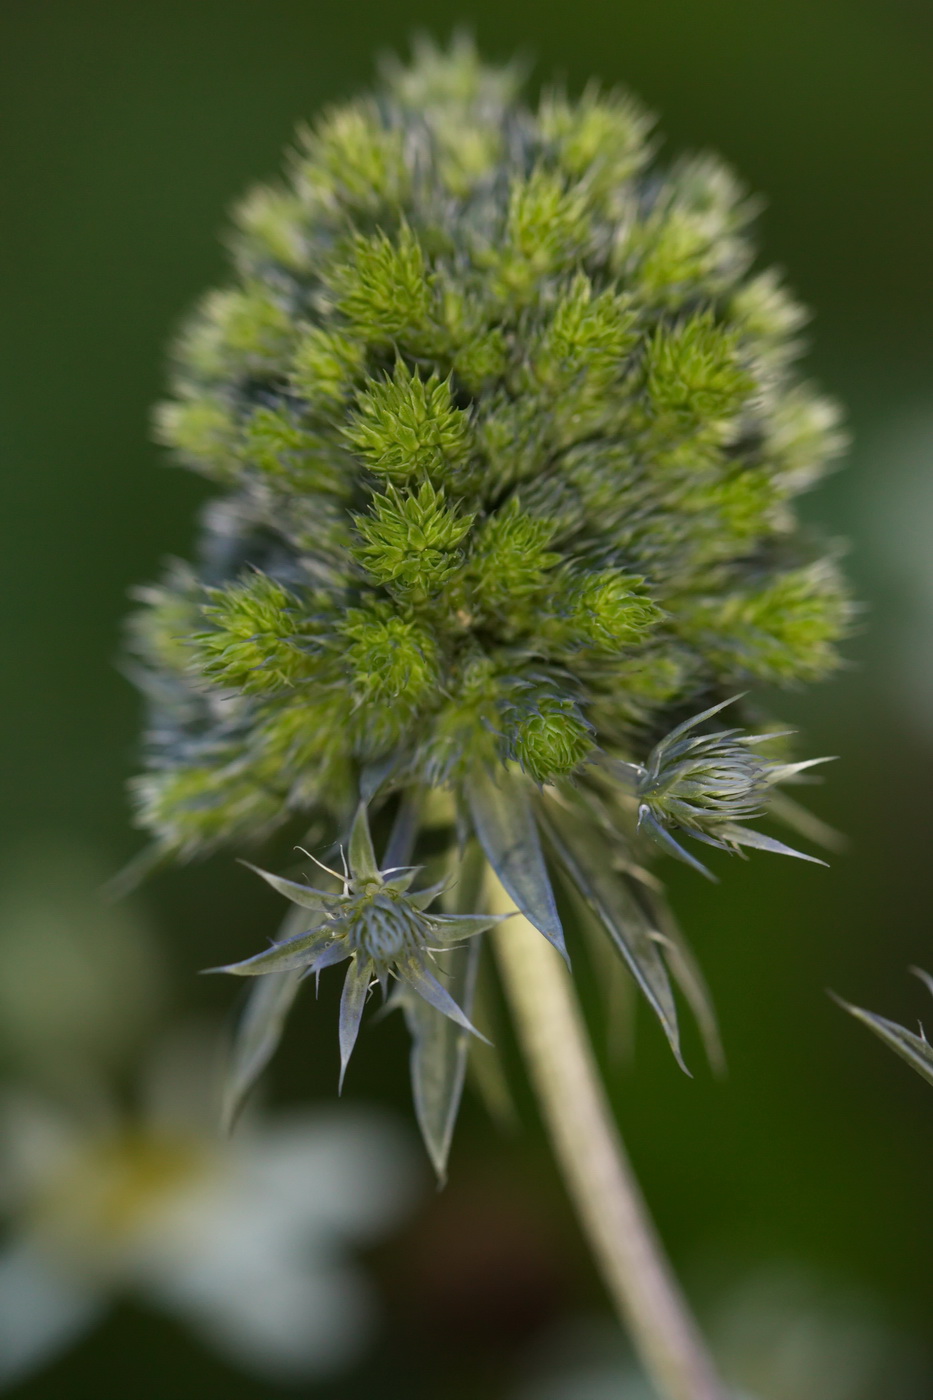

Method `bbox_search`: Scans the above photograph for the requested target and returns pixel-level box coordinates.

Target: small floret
[208,806,505,1087]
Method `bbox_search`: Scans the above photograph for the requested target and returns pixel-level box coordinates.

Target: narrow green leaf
[338,957,372,1090]
[348,803,379,882]
[834,992,933,1090]
[403,940,480,1182]
[221,901,309,1130]
[465,765,568,962]
[428,912,509,944]
[206,923,336,976]
[539,796,686,1072]
[641,890,725,1073]
[638,806,717,880]
[239,861,333,910]
[716,822,826,865]
[397,953,488,1040]
[222,969,304,1132]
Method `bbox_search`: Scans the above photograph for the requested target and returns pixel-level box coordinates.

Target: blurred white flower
[0,1030,420,1389]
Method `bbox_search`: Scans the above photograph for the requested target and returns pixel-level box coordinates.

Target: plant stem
[485,869,727,1400]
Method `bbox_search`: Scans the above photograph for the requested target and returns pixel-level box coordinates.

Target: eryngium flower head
[125,39,851,1170]
[614,697,831,878]
[128,37,850,861]
[209,806,501,1087]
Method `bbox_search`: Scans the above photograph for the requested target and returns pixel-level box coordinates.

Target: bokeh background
[3,2,933,1396]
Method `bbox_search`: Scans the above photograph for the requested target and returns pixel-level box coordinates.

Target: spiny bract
[128,38,849,1172]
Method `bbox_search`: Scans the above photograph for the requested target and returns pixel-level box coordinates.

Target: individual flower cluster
[212,805,503,1089]
[611,696,831,879]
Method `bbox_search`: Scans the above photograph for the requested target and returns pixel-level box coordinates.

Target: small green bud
[153,393,239,480]
[195,573,321,695]
[230,183,312,275]
[530,275,636,388]
[239,406,348,495]
[332,224,436,350]
[353,481,473,598]
[539,84,654,192]
[344,360,471,483]
[509,693,594,783]
[132,757,284,859]
[127,564,202,676]
[729,269,809,353]
[466,497,561,618]
[294,100,409,214]
[677,561,850,683]
[646,311,754,432]
[764,385,848,492]
[485,166,592,303]
[340,604,441,710]
[383,33,521,112]
[289,326,365,411]
[637,711,771,834]
[618,698,830,878]
[620,155,753,306]
[554,570,663,653]
[176,282,296,383]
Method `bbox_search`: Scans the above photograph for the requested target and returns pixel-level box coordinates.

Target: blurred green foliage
[2,3,933,1397]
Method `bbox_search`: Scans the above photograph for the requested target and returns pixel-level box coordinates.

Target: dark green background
[3,2,933,1396]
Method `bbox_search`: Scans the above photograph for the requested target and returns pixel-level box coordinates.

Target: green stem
[486,869,727,1400]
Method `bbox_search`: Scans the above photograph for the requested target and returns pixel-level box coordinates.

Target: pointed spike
[398,955,491,1043]
[348,803,379,883]
[203,923,333,977]
[428,913,511,944]
[831,991,933,1090]
[338,958,372,1092]
[539,799,687,1073]
[719,823,827,865]
[466,765,569,964]
[221,968,304,1133]
[381,865,423,893]
[765,755,838,783]
[654,695,745,754]
[238,861,332,911]
[637,807,718,882]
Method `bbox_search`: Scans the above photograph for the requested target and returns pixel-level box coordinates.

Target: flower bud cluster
[129,38,849,862]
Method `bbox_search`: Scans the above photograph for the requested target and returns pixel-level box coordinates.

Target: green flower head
[211,806,502,1088]
[613,696,832,879]
[128,38,850,1174]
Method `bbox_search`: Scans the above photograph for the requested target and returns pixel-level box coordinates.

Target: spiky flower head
[127,38,850,1172]
[210,806,501,1091]
[614,696,832,878]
